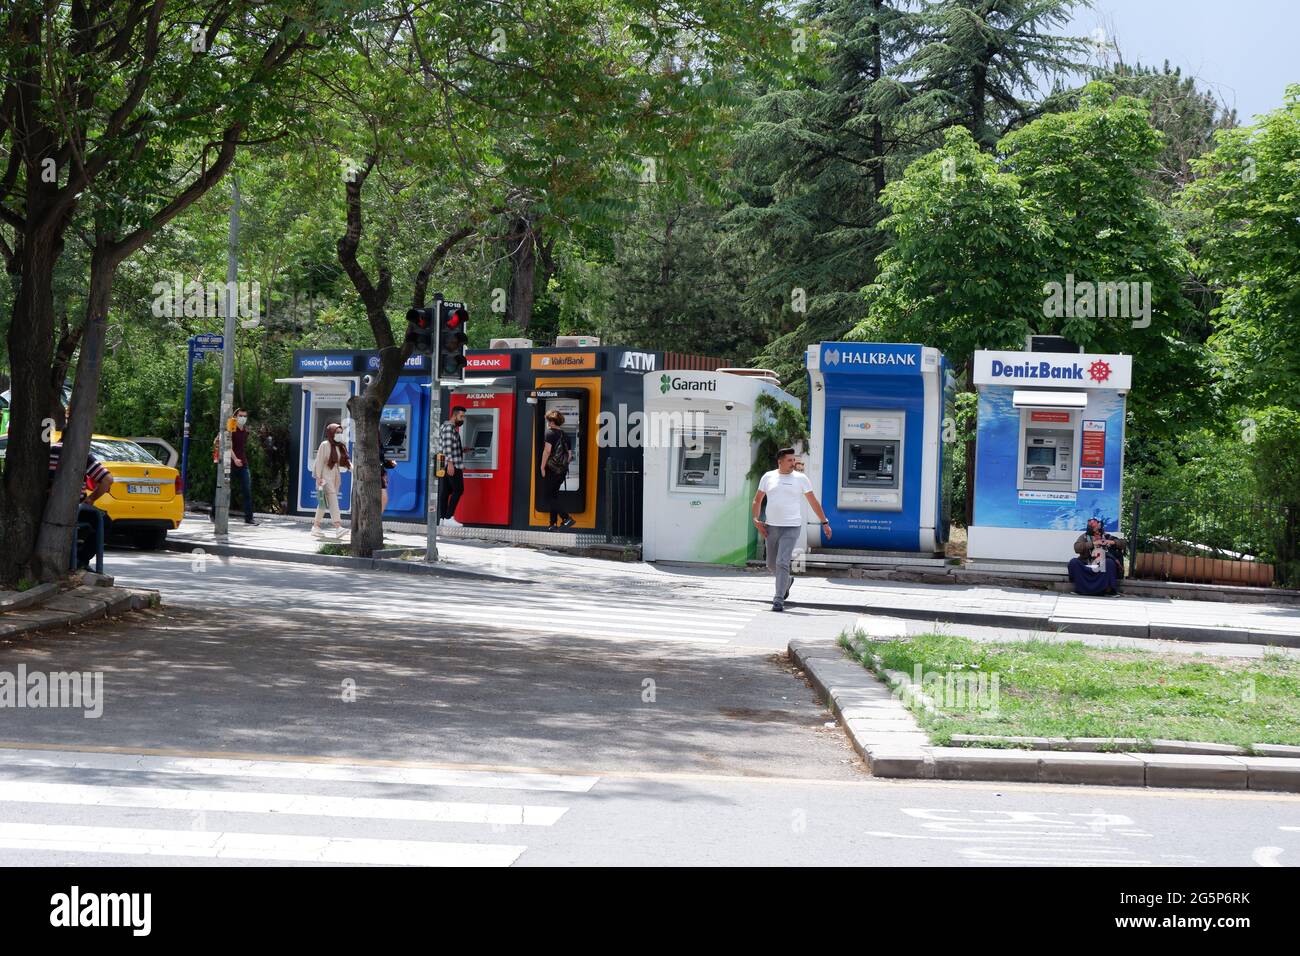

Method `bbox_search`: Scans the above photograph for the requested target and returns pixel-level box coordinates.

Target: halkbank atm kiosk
[805,342,954,554]
[641,369,801,565]
[967,346,1131,567]
[280,349,433,520]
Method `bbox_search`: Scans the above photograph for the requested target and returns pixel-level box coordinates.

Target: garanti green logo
[659,373,672,394]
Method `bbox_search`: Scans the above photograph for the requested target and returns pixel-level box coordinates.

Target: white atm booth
[642,369,801,566]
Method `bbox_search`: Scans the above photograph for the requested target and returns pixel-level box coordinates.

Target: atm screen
[842,439,899,489]
[674,431,724,491]
[379,404,411,461]
[1026,446,1055,466]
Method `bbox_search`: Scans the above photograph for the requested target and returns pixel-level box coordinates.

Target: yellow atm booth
[525,351,604,529]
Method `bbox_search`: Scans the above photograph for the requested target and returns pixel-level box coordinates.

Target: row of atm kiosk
[279,338,1132,569]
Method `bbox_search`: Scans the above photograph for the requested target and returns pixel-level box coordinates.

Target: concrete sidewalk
[159,513,1300,648]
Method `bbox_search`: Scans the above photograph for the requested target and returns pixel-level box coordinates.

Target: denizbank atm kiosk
[967,347,1131,567]
[642,369,801,565]
[806,342,954,554]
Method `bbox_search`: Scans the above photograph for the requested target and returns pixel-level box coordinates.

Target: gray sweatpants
[765,524,802,606]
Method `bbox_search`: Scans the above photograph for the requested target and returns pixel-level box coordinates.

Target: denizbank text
[989,359,1084,381]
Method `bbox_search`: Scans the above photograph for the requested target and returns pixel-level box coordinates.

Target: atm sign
[1030,410,1071,423]
[467,353,512,371]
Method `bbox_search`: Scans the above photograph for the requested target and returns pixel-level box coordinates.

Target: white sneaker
[441,517,462,528]
[311,526,325,537]
[333,526,347,537]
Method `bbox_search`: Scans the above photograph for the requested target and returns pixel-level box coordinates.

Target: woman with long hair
[311,422,351,537]
[539,409,575,529]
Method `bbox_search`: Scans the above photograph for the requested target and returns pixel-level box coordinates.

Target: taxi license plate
[128,484,161,495]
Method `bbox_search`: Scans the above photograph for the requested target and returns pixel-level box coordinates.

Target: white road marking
[0,822,523,866]
[0,748,598,793]
[0,780,567,826]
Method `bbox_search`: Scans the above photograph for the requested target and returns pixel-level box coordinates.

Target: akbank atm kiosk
[281,349,433,520]
[967,348,1131,565]
[446,381,516,526]
[806,342,954,554]
[642,369,801,565]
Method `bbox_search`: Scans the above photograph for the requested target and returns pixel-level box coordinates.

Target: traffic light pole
[425,297,443,563]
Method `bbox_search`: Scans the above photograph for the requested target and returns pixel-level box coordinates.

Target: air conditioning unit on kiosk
[489,338,533,349]
[555,335,600,348]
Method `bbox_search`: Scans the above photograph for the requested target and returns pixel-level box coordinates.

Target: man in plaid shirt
[438,405,467,526]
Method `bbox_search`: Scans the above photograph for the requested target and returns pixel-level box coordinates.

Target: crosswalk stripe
[0,780,567,826]
[0,822,524,866]
[0,749,598,793]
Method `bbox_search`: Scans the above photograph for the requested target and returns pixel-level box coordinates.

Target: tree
[1179,85,1300,413]
[0,0,339,584]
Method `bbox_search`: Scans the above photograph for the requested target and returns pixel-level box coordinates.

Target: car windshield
[91,439,162,465]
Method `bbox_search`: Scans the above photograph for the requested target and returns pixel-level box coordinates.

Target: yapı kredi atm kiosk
[280,349,434,520]
[642,370,801,565]
[967,349,1131,564]
[806,342,954,553]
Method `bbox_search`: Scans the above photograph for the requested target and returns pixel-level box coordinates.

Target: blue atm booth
[967,348,1131,567]
[806,342,954,554]
[280,349,433,521]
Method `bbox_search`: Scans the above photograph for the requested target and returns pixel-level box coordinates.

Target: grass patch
[842,631,1300,749]
[317,542,351,556]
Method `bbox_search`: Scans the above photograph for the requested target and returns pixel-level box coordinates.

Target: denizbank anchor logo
[660,374,716,394]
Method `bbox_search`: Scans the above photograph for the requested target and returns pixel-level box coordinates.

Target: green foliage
[1180,86,1300,412]
[747,391,809,479]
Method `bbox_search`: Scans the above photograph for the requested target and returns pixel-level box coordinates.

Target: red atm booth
[449,381,515,525]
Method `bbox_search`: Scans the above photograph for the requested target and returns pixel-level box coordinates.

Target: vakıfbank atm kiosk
[967,348,1131,565]
[642,370,801,565]
[282,349,433,520]
[806,342,953,553]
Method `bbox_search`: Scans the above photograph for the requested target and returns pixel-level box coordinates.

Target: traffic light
[437,299,469,381]
[405,306,435,355]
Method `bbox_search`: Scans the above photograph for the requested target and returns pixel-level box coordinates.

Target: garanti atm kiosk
[805,342,954,555]
[641,369,801,565]
[280,349,433,520]
[967,345,1131,568]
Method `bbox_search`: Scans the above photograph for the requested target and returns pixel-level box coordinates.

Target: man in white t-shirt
[753,448,831,612]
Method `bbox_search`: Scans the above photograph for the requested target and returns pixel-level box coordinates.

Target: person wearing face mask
[211,407,256,525]
[311,422,351,537]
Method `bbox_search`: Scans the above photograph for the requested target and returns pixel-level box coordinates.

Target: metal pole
[181,340,194,493]
[214,177,240,537]
[425,294,443,562]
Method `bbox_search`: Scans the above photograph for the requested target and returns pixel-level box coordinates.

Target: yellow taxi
[0,432,184,550]
[85,434,185,549]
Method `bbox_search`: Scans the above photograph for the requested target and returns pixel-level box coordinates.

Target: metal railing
[1127,492,1297,588]
[603,467,643,545]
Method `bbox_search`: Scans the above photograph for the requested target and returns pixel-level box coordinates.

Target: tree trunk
[506,214,538,328]
[32,246,114,580]
[0,221,63,586]
[347,375,391,557]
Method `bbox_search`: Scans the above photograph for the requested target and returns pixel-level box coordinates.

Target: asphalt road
[0,550,1296,866]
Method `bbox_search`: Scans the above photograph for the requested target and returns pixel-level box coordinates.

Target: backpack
[546,430,572,474]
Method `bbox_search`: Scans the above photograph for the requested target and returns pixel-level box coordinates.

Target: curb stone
[163,537,523,584]
[0,582,60,612]
[0,585,159,641]
[788,637,1300,793]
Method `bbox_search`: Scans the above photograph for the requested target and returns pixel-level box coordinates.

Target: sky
[1063,0,1298,122]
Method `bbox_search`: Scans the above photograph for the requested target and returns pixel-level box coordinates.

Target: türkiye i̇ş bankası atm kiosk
[967,347,1131,565]
[641,369,801,565]
[806,342,954,553]
[279,349,433,520]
